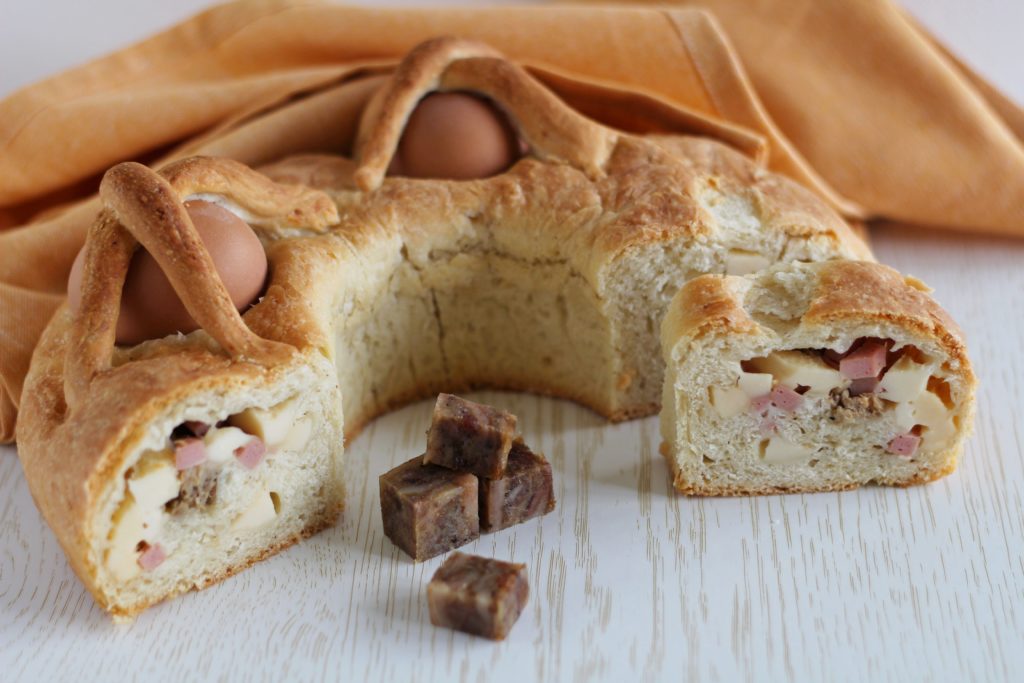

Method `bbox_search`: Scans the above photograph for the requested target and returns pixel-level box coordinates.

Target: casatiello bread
[660,260,976,496]
[17,38,871,618]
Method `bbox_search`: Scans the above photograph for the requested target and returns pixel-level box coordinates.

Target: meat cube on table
[424,394,517,479]
[479,439,555,532]
[427,552,529,640]
[379,455,480,561]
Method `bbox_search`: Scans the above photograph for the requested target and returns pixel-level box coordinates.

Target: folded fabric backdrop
[0,0,1021,443]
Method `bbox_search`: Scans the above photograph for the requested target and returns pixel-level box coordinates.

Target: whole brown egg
[392,92,520,180]
[67,200,268,345]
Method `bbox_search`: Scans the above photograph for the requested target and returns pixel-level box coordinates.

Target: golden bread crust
[660,272,760,347]
[269,132,867,281]
[663,260,971,378]
[803,260,970,372]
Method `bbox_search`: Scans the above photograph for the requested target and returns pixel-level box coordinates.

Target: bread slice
[94,366,342,617]
[660,260,976,495]
[21,322,344,618]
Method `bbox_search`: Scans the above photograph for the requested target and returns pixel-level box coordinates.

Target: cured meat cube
[379,455,479,561]
[424,394,516,479]
[479,440,555,532]
[427,552,529,640]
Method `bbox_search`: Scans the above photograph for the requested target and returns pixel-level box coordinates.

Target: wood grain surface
[1,224,1022,682]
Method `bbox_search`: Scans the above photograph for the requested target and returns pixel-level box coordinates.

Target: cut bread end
[88,366,344,617]
[660,260,976,496]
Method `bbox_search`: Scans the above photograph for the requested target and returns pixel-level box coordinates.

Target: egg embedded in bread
[391,92,520,180]
[67,200,267,344]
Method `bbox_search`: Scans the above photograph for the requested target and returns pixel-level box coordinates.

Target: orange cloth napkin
[0,0,1021,443]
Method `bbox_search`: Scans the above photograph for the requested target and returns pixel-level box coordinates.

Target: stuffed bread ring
[18,37,872,617]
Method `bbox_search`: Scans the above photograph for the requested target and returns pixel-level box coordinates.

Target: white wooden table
[2,2,1022,682]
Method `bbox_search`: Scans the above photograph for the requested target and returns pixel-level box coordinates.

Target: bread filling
[707,338,956,464]
[104,398,311,581]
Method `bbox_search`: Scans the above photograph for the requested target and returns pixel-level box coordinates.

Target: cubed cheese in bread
[738,371,773,398]
[127,451,179,509]
[878,355,932,403]
[912,391,956,450]
[280,417,312,453]
[763,436,815,464]
[749,351,843,396]
[203,426,255,464]
[232,490,279,530]
[710,385,748,418]
[230,399,304,451]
